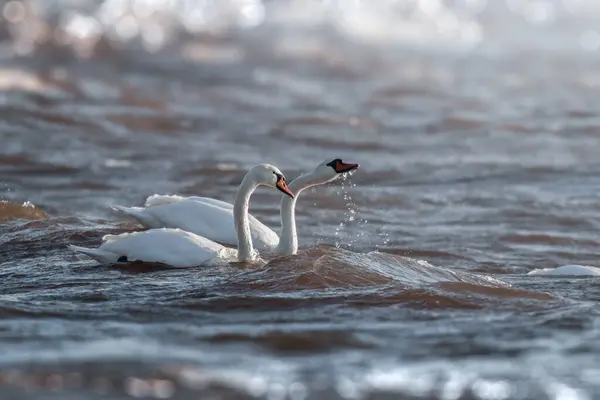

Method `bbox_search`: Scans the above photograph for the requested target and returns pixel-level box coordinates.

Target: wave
[0,212,552,311]
[528,265,600,276]
[0,201,48,222]
[58,235,552,309]
[180,246,553,310]
[0,214,140,262]
[251,246,509,288]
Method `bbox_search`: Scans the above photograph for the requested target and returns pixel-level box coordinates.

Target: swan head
[312,158,360,183]
[250,164,295,199]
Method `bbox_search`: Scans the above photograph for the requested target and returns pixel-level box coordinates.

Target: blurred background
[2,1,600,399]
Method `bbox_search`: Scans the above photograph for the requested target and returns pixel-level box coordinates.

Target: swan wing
[144,195,233,209]
[144,194,186,207]
[184,196,234,210]
[71,228,234,268]
[115,198,279,250]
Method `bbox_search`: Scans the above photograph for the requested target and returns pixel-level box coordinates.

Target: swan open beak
[276,177,295,199]
[334,161,359,173]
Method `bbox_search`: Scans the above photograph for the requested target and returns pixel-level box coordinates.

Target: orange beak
[334,161,359,173]
[276,177,295,199]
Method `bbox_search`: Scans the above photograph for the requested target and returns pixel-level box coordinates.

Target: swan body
[112,199,279,249]
[111,159,359,255]
[69,164,294,267]
[68,228,235,268]
[112,196,280,250]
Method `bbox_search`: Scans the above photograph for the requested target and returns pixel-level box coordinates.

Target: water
[2,0,600,398]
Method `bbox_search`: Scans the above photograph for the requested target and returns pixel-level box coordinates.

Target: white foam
[528,265,600,276]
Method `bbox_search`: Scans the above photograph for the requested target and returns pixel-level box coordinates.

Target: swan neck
[276,172,322,255]
[234,174,258,262]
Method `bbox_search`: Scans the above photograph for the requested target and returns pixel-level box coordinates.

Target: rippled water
[2,1,600,399]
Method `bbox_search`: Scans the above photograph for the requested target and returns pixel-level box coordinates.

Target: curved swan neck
[276,172,325,255]
[233,174,259,262]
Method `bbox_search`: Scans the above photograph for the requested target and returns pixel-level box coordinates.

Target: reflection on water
[1,0,600,399]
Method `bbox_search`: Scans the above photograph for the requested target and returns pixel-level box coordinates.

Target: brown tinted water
[2,1,600,399]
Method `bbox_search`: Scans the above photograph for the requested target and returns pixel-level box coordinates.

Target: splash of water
[333,170,371,250]
[375,225,392,249]
[330,171,394,250]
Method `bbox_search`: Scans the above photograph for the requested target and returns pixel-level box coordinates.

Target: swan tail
[68,244,118,265]
[110,205,159,228]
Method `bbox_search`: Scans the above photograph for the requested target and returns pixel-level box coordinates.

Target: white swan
[111,158,359,255]
[68,164,295,268]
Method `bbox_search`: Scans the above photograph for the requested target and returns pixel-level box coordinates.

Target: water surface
[2,1,600,399]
